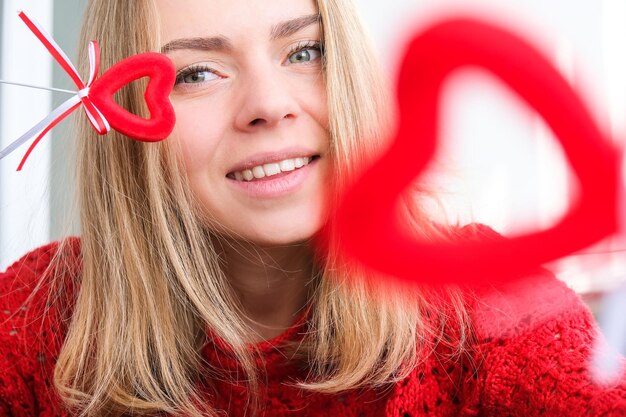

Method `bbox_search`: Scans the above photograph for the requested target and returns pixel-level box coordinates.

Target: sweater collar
[201,305,312,378]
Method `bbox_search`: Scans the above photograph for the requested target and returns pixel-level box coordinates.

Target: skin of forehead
[156,0,320,50]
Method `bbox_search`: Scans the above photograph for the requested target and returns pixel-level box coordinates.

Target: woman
[1,0,624,416]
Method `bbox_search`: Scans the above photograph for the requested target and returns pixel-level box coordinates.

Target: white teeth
[242,170,254,181]
[230,156,315,182]
[252,166,265,179]
[263,163,281,176]
[279,159,296,171]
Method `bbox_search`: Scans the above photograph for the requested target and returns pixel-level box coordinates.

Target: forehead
[156,0,319,43]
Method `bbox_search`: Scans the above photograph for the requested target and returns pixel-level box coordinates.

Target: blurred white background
[1,0,84,270]
[1,0,625,296]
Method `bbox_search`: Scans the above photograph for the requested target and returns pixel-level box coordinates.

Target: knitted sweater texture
[1,237,625,416]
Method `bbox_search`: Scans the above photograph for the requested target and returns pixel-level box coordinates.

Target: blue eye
[175,66,219,85]
[287,43,322,64]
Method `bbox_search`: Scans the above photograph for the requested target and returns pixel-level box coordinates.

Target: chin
[201,191,330,247]
[233,209,326,247]
[246,223,322,247]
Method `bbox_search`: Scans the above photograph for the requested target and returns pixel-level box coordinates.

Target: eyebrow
[270,14,320,40]
[161,14,321,53]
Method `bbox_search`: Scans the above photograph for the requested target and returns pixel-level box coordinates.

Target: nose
[234,64,299,131]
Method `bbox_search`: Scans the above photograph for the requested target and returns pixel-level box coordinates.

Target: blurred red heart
[89,52,176,141]
[327,18,619,286]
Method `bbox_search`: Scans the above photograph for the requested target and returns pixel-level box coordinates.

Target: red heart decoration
[324,17,620,286]
[89,52,176,142]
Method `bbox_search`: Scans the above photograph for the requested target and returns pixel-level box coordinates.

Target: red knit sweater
[1,237,625,416]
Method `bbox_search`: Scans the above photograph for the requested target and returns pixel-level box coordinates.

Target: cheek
[305,79,330,130]
[169,100,227,171]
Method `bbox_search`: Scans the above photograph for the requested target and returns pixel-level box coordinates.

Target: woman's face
[157,0,330,246]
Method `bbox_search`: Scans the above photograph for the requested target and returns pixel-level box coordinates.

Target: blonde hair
[51,1,471,416]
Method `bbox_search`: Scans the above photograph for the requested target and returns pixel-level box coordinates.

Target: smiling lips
[227,156,317,182]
